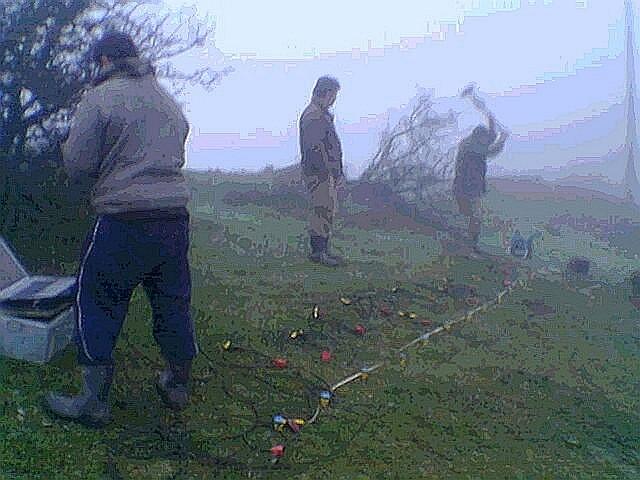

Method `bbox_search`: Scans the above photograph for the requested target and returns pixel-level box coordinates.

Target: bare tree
[84,0,232,95]
[0,0,95,160]
[0,0,231,163]
[361,92,459,203]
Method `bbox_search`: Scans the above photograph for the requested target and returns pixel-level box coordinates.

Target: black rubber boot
[309,235,339,267]
[309,234,323,258]
[156,359,192,411]
[325,236,344,265]
[45,365,114,428]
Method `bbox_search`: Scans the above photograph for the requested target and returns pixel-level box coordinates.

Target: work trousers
[304,174,338,238]
[75,212,198,366]
[456,194,483,242]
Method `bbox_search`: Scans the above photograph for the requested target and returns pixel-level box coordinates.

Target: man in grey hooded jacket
[46,31,199,427]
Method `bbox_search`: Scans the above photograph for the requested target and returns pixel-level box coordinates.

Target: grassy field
[0,173,639,479]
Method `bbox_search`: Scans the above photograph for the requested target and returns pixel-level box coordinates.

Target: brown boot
[462,232,484,259]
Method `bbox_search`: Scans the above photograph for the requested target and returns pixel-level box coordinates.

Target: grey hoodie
[62,57,191,215]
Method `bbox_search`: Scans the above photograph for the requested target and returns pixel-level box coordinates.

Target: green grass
[0,177,639,479]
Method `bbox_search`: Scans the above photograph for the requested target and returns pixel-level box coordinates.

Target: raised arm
[471,96,498,134]
[487,130,509,158]
[486,113,497,136]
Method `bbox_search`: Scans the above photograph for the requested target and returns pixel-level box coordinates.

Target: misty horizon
[157,0,636,180]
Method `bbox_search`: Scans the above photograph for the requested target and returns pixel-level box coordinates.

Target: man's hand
[334,174,348,200]
[487,131,509,158]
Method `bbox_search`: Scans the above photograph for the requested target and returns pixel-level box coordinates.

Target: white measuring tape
[311,275,532,419]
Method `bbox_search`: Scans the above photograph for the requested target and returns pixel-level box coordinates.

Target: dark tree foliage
[0,0,228,271]
[0,0,229,166]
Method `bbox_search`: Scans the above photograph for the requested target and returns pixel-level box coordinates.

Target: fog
[159,0,633,183]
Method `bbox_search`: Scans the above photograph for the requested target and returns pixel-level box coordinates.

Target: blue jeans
[74,212,198,366]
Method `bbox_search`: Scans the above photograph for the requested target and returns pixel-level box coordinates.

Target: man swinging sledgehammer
[453,84,510,256]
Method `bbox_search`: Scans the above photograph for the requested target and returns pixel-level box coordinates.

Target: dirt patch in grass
[342,206,437,236]
[522,298,555,317]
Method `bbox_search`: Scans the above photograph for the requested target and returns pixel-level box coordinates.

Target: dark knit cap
[90,31,139,63]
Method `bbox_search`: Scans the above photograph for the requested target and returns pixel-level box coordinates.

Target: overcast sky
[158,0,630,172]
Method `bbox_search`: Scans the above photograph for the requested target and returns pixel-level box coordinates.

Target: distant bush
[222,185,308,217]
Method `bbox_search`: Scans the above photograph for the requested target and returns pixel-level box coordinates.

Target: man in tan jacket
[299,76,345,266]
[45,31,198,427]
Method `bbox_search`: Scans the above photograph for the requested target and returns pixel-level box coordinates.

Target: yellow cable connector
[289,329,303,339]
